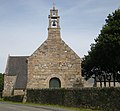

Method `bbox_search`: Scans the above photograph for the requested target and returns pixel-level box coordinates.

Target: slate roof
[5,56,28,90]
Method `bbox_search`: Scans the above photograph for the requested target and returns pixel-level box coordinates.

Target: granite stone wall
[14,90,25,96]
[3,75,16,96]
[27,28,82,89]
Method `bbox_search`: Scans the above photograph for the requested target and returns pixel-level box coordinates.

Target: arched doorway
[49,78,61,88]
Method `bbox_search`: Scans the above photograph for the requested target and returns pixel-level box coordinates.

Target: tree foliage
[82,9,120,80]
[0,73,4,92]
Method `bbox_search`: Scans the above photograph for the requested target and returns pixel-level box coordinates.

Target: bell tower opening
[49,77,61,88]
[48,6,60,29]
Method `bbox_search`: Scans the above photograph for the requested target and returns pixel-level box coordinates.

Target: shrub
[0,92,2,98]
[26,88,120,111]
[3,95,24,102]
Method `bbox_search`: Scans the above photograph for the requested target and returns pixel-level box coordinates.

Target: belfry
[3,6,83,96]
[48,6,60,28]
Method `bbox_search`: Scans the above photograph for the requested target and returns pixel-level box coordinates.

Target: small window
[49,78,61,88]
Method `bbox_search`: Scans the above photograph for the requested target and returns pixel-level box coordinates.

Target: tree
[0,73,4,92]
[82,9,120,84]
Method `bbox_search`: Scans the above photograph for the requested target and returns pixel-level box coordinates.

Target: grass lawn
[0,99,101,111]
[22,102,102,111]
[39,104,101,111]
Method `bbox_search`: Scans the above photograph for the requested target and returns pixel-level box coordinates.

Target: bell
[52,20,56,26]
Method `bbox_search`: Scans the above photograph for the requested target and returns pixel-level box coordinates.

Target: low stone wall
[14,90,24,96]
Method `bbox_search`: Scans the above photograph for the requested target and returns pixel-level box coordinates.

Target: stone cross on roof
[53,0,55,9]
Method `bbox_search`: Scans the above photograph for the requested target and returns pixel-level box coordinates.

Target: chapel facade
[3,6,83,96]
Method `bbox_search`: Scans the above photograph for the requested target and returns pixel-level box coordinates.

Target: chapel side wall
[3,75,16,96]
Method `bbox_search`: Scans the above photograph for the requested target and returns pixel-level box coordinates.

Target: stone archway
[45,74,65,88]
[49,77,61,88]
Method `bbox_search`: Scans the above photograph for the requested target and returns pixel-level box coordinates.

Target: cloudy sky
[0,0,120,73]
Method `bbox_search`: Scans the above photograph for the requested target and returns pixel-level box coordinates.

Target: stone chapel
[3,6,83,96]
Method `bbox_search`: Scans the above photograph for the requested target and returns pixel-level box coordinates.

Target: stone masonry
[27,6,82,89]
[3,75,16,96]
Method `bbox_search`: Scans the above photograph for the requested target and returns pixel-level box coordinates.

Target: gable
[29,39,80,62]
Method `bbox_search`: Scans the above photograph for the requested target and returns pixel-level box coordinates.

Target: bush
[3,95,24,102]
[0,92,2,98]
[0,73,4,92]
[27,89,65,105]
[26,88,120,111]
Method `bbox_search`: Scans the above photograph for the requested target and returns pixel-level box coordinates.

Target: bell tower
[48,6,61,40]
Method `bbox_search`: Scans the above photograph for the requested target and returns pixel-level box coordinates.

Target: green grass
[20,102,102,111]
[0,98,3,101]
[0,100,101,111]
[43,105,101,111]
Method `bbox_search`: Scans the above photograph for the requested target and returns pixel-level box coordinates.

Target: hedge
[26,88,120,111]
[3,95,24,102]
[0,92,2,98]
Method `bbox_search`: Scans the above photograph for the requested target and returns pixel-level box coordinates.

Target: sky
[0,0,120,73]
